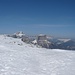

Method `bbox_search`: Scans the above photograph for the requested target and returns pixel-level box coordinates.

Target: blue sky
[0,0,75,38]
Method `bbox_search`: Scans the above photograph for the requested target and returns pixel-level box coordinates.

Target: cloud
[16,24,71,28]
[33,24,70,28]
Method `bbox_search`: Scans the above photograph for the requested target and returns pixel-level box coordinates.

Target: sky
[0,0,75,38]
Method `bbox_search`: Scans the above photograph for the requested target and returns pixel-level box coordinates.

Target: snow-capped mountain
[58,39,71,42]
[14,31,25,38]
[48,38,75,50]
[0,35,75,75]
[7,31,25,38]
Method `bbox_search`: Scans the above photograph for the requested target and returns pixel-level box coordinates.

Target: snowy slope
[0,35,75,75]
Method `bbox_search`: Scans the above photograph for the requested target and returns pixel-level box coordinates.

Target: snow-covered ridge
[0,35,75,75]
[58,39,71,42]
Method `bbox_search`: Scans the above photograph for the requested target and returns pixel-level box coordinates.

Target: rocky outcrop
[21,36,30,43]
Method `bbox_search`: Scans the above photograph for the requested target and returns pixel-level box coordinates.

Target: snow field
[0,35,75,75]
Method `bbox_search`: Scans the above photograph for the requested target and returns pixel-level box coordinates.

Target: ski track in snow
[0,35,75,75]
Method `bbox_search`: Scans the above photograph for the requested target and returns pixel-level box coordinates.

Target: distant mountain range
[48,38,75,50]
[7,32,75,50]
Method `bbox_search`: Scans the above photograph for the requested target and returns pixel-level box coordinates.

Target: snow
[0,35,75,75]
[14,31,25,38]
[58,39,71,42]
[32,40,37,44]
